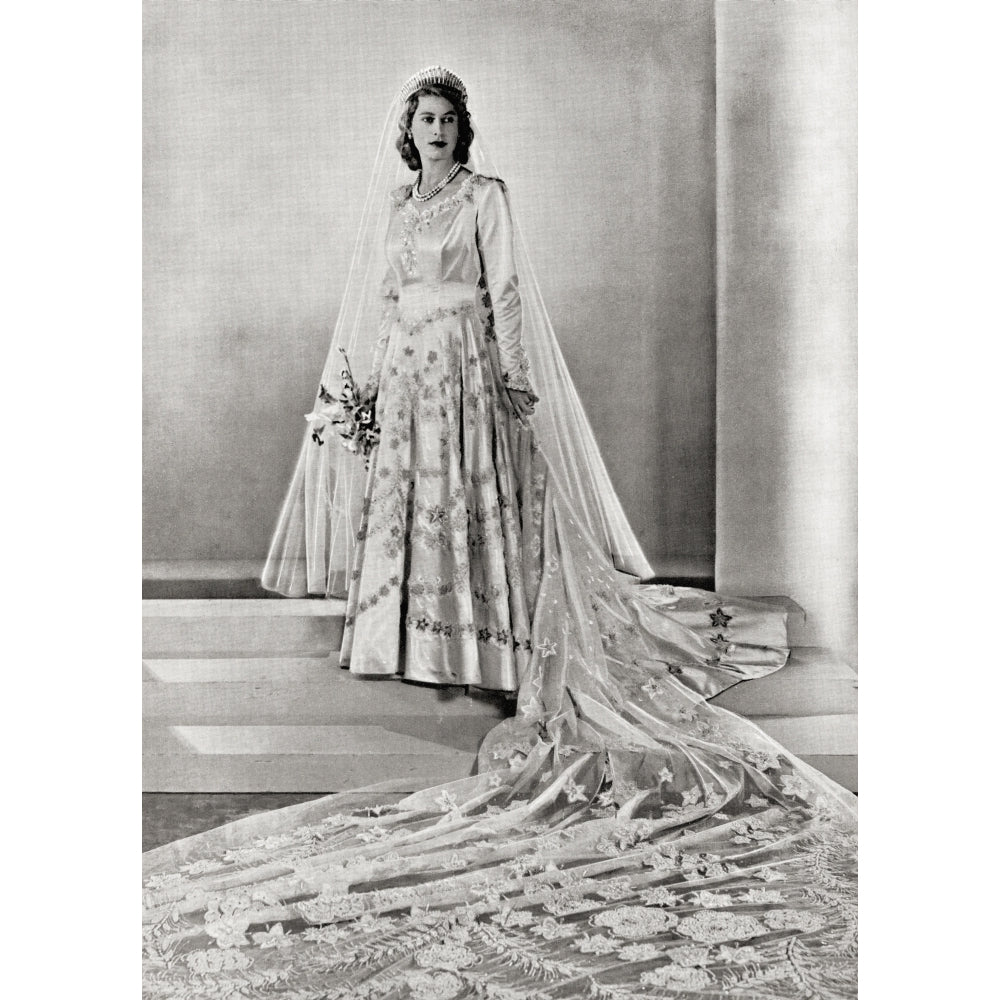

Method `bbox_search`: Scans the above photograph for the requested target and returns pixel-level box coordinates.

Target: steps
[142,599,346,657]
[142,600,507,793]
[142,598,856,794]
[143,558,718,599]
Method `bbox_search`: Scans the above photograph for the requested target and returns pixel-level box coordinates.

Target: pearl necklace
[412,161,463,202]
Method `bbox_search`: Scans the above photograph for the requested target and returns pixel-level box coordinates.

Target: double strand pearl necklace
[412,160,463,202]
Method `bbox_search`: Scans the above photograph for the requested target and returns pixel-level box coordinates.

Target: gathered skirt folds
[142,283,858,998]
[341,282,537,690]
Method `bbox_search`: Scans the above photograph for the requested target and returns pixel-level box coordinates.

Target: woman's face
[410,94,458,166]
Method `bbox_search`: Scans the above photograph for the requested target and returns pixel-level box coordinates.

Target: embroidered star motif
[709,632,729,648]
[657,766,674,783]
[538,638,558,658]
[426,505,448,525]
[487,773,504,788]
[709,608,733,628]
[435,790,459,813]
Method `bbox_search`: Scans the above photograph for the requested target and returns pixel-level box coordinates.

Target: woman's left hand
[507,388,539,420]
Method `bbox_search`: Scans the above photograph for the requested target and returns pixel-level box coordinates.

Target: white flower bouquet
[305,349,380,467]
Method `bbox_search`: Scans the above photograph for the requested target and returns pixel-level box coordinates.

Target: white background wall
[143,0,719,571]
[715,1,858,664]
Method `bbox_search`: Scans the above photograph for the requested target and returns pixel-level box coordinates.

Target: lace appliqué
[502,347,534,393]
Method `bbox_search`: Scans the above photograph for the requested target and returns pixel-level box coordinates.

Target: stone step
[143,723,477,792]
[143,750,476,793]
[142,558,718,600]
[142,594,807,657]
[143,647,849,723]
[737,595,811,645]
[750,714,858,756]
[142,675,509,723]
[142,599,346,657]
[711,645,857,718]
[141,719,855,793]
[797,755,857,794]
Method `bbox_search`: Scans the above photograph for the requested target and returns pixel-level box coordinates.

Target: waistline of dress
[397,283,479,320]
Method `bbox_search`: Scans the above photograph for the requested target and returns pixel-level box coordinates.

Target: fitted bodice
[374,172,533,393]
[386,172,487,293]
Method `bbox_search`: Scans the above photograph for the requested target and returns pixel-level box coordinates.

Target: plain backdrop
[143,0,720,573]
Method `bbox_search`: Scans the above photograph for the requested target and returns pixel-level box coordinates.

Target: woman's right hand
[506,387,538,421]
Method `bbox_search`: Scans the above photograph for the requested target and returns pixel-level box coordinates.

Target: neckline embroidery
[399,173,482,222]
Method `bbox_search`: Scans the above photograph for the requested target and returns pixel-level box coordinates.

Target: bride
[143,68,857,999]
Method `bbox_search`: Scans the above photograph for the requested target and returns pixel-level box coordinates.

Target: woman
[144,69,857,999]
[339,80,539,688]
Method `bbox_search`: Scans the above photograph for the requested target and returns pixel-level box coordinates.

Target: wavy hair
[395,84,474,171]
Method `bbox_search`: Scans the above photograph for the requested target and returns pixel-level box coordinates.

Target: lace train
[143,466,857,998]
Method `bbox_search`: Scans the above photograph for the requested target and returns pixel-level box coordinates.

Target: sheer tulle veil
[261,68,653,599]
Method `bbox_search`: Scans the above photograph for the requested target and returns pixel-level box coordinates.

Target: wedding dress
[143,73,857,999]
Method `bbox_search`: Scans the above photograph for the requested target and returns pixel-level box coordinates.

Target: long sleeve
[365,265,398,392]
[476,179,535,394]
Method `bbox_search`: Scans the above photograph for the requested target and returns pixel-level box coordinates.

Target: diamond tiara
[398,66,468,104]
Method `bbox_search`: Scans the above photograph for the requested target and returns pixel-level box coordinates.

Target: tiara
[398,66,468,104]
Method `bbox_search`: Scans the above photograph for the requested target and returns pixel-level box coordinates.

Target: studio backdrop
[143,0,719,576]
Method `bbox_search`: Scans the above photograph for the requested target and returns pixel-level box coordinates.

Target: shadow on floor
[142,793,328,852]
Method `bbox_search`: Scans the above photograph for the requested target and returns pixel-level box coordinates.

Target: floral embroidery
[396,174,481,277]
[691,890,735,908]
[616,942,664,962]
[415,940,480,971]
[744,749,783,772]
[531,917,575,941]
[732,820,778,845]
[742,888,785,904]
[593,877,633,901]
[669,945,712,967]
[577,933,620,955]
[400,301,477,336]
[717,944,765,964]
[640,886,683,907]
[405,970,465,1000]
[502,348,534,393]
[183,948,252,975]
[780,773,814,800]
[591,905,678,939]
[251,923,294,949]
[640,965,714,989]
[762,909,826,933]
[676,910,768,944]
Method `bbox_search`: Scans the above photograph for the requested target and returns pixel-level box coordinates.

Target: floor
[142,792,326,852]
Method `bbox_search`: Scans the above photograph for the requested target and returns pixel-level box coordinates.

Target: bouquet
[305,349,380,467]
